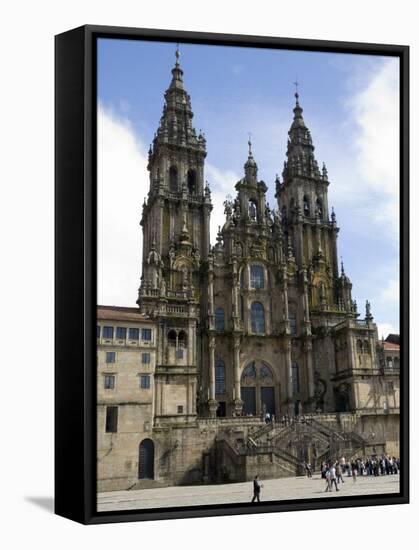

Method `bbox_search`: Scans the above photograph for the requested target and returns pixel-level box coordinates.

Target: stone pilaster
[232,336,243,415]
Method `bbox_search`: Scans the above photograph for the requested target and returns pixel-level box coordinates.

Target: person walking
[307,462,313,478]
[324,467,331,492]
[336,462,344,484]
[329,464,339,491]
[251,475,262,503]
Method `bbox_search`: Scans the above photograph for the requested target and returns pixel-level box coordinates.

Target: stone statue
[249,201,257,221]
[168,242,176,262]
[273,208,281,227]
[160,277,166,296]
[192,248,200,263]
[223,199,232,218]
[181,266,189,288]
[235,242,243,257]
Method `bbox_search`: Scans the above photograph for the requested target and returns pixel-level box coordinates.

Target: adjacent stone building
[97,49,400,492]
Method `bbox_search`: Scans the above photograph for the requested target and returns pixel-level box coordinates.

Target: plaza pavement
[97,473,400,511]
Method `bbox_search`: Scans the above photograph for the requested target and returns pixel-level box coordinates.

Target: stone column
[283,338,293,415]
[203,205,211,257]
[208,335,218,417]
[347,331,357,371]
[282,266,290,332]
[304,339,315,410]
[315,218,322,254]
[232,336,243,415]
[207,257,215,329]
[296,215,304,266]
[188,320,194,365]
[331,227,339,280]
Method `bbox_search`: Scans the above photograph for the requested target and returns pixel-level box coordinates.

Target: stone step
[127,479,170,491]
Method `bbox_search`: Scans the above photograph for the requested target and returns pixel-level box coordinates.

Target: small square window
[142,328,152,341]
[142,352,151,364]
[103,326,114,339]
[128,328,139,340]
[176,349,184,359]
[140,375,151,389]
[116,327,127,340]
[104,375,115,389]
[106,351,116,364]
[177,405,183,414]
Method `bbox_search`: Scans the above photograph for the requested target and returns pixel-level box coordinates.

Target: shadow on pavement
[25,496,54,513]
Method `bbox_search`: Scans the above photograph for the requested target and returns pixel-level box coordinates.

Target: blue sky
[97,38,400,337]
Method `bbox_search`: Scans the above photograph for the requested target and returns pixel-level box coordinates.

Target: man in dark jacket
[251,475,262,502]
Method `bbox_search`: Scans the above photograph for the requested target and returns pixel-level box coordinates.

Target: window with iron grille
[128,327,140,340]
[250,265,264,289]
[215,358,226,395]
[142,328,152,341]
[289,313,297,336]
[292,362,300,395]
[106,351,116,364]
[215,307,225,331]
[140,375,151,389]
[103,326,114,339]
[251,302,265,333]
[104,375,115,389]
[105,406,118,433]
[116,327,127,340]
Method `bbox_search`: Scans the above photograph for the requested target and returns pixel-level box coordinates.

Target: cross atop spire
[243,133,257,182]
[293,78,300,103]
[248,133,253,157]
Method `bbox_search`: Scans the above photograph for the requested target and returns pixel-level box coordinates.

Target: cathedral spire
[244,137,258,183]
[282,89,321,183]
[169,43,184,90]
[149,46,205,155]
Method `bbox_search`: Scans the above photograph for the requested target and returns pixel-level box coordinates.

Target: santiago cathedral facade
[96,50,400,491]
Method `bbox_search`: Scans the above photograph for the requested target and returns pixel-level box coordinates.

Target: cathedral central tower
[137,49,212,424]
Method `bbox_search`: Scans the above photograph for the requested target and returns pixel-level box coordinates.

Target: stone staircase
[231,415,366,476]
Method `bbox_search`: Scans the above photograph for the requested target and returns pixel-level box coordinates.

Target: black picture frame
[55,24,409,525]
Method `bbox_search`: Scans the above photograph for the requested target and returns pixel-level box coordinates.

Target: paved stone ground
[97,473,400,511]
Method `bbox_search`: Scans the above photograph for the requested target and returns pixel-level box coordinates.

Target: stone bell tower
[137,47,212,424]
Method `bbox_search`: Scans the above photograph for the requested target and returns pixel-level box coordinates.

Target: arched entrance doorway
[139,438,155,479]
[241,361,276,417]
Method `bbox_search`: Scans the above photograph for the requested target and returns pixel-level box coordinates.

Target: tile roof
[383,341,400,351]
[97,305,151,322]
[385,333,400,345]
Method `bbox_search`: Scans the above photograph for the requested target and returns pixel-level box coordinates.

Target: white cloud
[380,278,399,304]
[206,163,240,244]
[345,58,400,228]
[377,323,397,340]
[97,107,240,305]
[97,104,148,306]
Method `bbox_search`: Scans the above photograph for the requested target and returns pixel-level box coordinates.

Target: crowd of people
[302,455,400,492]
[250,454,399,502]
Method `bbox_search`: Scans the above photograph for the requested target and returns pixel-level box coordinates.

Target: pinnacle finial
[175,43,180,66]
[248,133,253,157]
[293,78,300,104]
[340,257,345,275]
